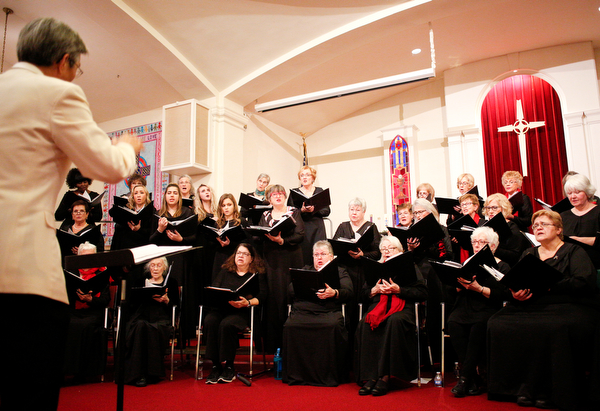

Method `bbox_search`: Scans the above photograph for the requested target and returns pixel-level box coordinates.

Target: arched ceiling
[1,0,599,135]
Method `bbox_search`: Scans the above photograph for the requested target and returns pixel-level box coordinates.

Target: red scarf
[460,214,480,263]
[364,294,405,330]
[75,267,106,309]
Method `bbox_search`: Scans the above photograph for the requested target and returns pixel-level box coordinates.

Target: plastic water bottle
[274,348,282,380]
[454,362,460,379]
[434,372,443,387]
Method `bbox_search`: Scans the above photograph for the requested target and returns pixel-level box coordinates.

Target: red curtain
[481,75,569,210]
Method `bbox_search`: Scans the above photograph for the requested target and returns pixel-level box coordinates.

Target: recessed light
[412,48,422,55]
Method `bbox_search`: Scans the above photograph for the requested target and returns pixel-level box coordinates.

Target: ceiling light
[412,48,422,55]
[255,67,435,112]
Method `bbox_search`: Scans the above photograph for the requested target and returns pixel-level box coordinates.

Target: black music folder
[57,225,101,254]
[64,268,111,294]
[387,213,445,252]
[483,213,512,242]
[244,215,296,237]
[199,223,246,243]
[290,259,340,301]
[204,273,259,308]
[109,203,153,226]
[131,266,172,299]
[330,225,375,256]
[154,213,197,238]
[534,197,572,214]
[481,253,564,295]
[508,191,524,210]
[435,197,461,217]
[361,251,418,288]
[289,188,331,211]
[430,245,498,288]
[182,198,194,209]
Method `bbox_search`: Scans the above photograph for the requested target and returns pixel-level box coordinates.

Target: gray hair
[413,198,440,222]
[257,173,270,184]
[348,197,367,212]
[17,17,87,66]
[77,241,96,255]
[471,227,499,251]
[144,257,169,273]
[313,240,333,255]
[564,174,596,199]
[379,235,403,253]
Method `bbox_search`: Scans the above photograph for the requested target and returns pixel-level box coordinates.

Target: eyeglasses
[398,211,412,217]
[503,180,517,185]
[413,210,427,216]
[484,206,500,211]
[270,192,285,198]
[236,251,251,257]
[471,240,489,246]
[72,210,87,214]
[460,202,474,207]
[74,62,83,78]
[313,252,330,258]
[299,173,312,178]
[381,246,398,251]
[532,222,555,230]
[458,181,470,187]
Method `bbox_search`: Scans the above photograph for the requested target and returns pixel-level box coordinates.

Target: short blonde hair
[416,183,435,201]
[457,173,475,189]
[483,193,513,219]
[298,166,317,181]
[459,194,480,211]
[501,171,523,189]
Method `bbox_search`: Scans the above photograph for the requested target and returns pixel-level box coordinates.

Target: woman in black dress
[204,243,267,384]
[124,257,179,387]
[282,240,353,386]
[561,173,600,269]
[447,226,510,397]
[332,197,382,336]
[501,170,533,231]
[193,183,218,311]
[211,193,249,280]
[487,210,600,410]
[63,242,110,383]
[354,236,428,396]
[55,168,102,224]
[482,193,531,267]
[110,184,154,250]
[150,183,196,342]
[288,166,330,264]
[258,184,305,352]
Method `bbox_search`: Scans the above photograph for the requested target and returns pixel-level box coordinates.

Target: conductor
[0,17,142,411]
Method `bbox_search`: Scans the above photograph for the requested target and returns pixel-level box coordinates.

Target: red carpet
[58,366,521,411]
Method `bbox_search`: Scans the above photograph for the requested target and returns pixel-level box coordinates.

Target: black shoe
[534,399,557,409]
[451,377,468,398]
[218,367,236,383]
[466,378,482,396]
[371,379,388,396]
[517,396,534,407]
[205,366,221,384]
[135,377,147,387]
[358,380,376,396]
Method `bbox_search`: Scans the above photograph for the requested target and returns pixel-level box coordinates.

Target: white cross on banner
[497,100,545,176]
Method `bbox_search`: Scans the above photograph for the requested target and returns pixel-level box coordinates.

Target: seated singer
[282,240,353,386]
[354,236,428,396]
[204,243,267,384]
